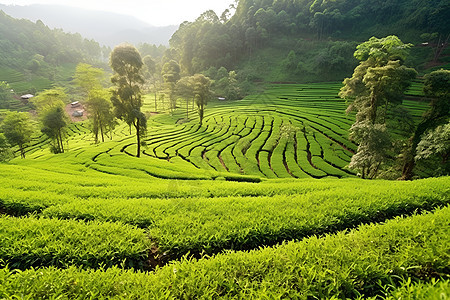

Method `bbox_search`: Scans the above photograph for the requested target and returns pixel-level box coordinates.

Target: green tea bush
[42,177,450,261]
[0,216,150,270]
[1,206,448,299]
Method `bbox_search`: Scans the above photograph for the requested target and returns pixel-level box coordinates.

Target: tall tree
[143,55,160,112]
[73,63,115,143]
[32,88,69,154]
[176,76,194,120]
[86,89,116,143]
[41,105,69,154]
[110,44,147,157]
[401,69,450,179]
[0,111,34,158]
[192,74,211,125]
[162,60,181,111]
[339,36,417,178]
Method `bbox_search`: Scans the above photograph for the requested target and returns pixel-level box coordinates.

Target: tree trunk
[19,144,25,159]
[400,154,415,180]
[186,99,189,120]
[100,119,104,143]
[400,118,435,180]
[154,85,158,112]
[135,119,141,158]
[58,129,64,153]
[369,94,377,124]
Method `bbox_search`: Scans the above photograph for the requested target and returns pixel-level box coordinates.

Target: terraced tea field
[1,83,448,299]
[16,82,431,181]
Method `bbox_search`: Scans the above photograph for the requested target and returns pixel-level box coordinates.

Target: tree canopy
[0,111,34,158]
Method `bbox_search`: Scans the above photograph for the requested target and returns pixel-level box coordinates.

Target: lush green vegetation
[0,1,449,298]
[0,11,107,97]
[0,216,150,270]
[0,205,448,298]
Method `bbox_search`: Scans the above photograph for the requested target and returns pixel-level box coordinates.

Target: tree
[110,44,147,157]
[0,81,13,109]
[340,36,416,124]
[33,88,70,154]
[339,36,417,179]
[86,89,116,143]
[192,74,211,125]
[415,122,449,169]
[176,76,194,120]
[41,105,69,154]
[32,88,68,112]
[162,60,181,111]
[0,133,13,162]
[73,63,116,143]
[73,63,105,97]
[143,55,160,112]
[0,112,34,158]
[348,122,391,179]
[401,69,450,179]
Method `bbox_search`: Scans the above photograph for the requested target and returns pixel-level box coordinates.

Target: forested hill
[0,11,107,70]
[169,0,449,83]
[0,10,110,94]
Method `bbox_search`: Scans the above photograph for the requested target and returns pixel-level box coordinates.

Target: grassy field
[0,82,448,299]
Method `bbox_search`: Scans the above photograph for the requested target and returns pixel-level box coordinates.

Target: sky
[0,0,234,26]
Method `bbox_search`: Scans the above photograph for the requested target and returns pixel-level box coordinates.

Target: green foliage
[401,69,450,179]
[348,122,391,179]
[0,11,104,94]
[33,88,70,154]
[110,44,146,157]
[40,105,69,154]
[377,278,449,300]
[340,36,418,178]
[162,60,181,111]
[1,206,448,298]
[415,122,450,175]
[86,89,116,144]
[0,111,34,158]
[32,88,68,112]
[167,0,448,86]
[353,35,413,64]
[0,216,150,270]
[32,177,450,262]
[0,133,12,162]
[192,74,211,125]
[73,63,105,96]
[0,81,13,109]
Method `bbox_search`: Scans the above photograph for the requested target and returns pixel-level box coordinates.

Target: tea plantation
[0,83,448,299]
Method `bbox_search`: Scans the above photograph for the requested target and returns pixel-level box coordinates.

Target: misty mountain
[0,4,177,47]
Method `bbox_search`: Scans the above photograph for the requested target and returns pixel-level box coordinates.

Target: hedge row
[43,177,450,261]
[1,206,448,299]
[0,216,150,270]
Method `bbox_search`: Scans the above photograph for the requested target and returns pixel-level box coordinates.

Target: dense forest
[166,0,449,85]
